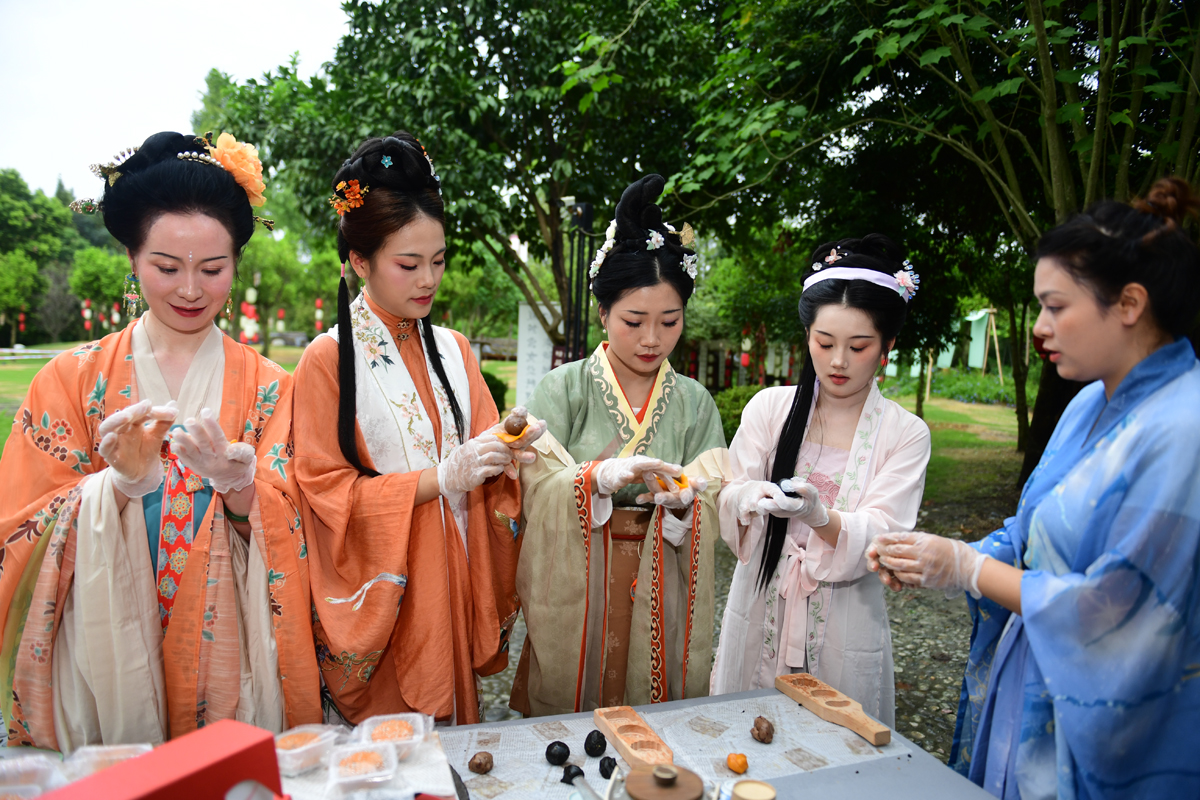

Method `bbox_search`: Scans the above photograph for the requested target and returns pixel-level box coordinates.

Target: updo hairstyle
[332,132,464,476]
[758,233,910,590]
[101,131,255,259]
[1036,177,1200,337]
[591,174,696,313]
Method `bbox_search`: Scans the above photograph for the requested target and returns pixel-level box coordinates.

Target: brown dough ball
[503,411,528,437]
[751,716,774,744]
[468,751,494,774]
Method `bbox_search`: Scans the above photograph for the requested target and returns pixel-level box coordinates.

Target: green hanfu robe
[512,343,727,716]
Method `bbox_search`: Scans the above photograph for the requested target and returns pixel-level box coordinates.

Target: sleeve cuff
[591,493,613,528]
[660,506,694,547]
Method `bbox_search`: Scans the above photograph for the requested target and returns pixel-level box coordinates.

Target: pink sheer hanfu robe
[710,382,930,727]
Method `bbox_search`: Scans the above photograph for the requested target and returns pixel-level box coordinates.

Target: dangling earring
[225,294,234,322]
[123,272,142,317]
[880,354,889,367]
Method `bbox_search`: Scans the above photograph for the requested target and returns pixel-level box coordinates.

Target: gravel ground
[481,417,1025,767]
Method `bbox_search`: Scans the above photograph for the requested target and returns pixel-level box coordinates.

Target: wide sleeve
[1019,417,1200,790]
[456,333,522,675]
[236,358,320,727]
[0,357,99,634]
[291,337,423,658]
[717,388,785,564]
[803,410,931,584]
[515,366,603,713]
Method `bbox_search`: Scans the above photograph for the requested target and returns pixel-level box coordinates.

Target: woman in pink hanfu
[710,234,931,727]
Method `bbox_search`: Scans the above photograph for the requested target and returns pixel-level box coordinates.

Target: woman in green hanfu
[509,175,728,716]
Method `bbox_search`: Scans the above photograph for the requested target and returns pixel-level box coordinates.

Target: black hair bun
[614,174,668,244]
[806,233,906,281]
[333,131,439,196]
[98,130,254,255]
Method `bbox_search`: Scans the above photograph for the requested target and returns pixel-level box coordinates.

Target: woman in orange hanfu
[0,131,321,751]
[292,132,543,725]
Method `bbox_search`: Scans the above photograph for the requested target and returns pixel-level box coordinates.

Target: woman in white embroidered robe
[711,234,930,727]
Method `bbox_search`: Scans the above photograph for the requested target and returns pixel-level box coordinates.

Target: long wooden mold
[774,674,891,746]
[593,705,674,770]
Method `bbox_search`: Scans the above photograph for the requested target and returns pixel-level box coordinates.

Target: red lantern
[314,298,323,309]
[18,311,25,334]
[277,308,285,319]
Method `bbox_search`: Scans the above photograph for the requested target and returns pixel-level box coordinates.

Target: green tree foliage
[0,169,75,266]
[56,179,118,252]
[69,247,128,309]
[196,0,724,344]
[0,250,41,346]
[236,232,307,359]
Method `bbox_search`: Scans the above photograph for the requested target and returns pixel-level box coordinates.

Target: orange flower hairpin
[330,179,369,215]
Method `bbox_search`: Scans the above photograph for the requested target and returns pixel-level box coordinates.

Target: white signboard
[515,303,556,406]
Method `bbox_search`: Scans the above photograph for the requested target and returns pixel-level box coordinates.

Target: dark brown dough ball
[599,756,617,779]
[468,751,494,774]
[503,411,528,436]
[562,764,585,785]
[751,716,775,744]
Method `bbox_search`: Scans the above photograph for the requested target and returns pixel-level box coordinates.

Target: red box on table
[44,719,285,800]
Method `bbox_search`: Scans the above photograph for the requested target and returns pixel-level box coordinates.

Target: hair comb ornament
[89,146,139,186]
[381,155,393,168]
[69,198,102,214]
[177,151,223,169]
[330,179,369,216]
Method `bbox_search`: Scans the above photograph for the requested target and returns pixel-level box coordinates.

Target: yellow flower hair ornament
[175,131,273,230]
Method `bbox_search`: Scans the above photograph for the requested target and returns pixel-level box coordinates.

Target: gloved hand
[491,407,547,480]
[437,431,513,498]
[170,408,257,494]
[592,456,680,497]
[866,536,905,592]
[774,478,831,528]
[872,532,987,596]
[98,399,177,498]
[636,474,709,510]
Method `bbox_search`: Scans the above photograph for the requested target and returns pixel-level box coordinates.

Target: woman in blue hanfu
[870,177,1200,800]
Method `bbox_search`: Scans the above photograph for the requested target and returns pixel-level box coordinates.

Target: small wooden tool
[593,706,674,770]
[774,674,891,746]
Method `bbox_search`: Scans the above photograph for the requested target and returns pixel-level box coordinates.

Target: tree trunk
[1006,299,1030,451]
[1019,361,1084,487]
[914,351,927,420]
[260,302,272,360]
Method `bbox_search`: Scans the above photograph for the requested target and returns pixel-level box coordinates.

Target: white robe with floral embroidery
[710,383,930,727]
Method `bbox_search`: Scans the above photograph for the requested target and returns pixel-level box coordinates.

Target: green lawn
[481,360,517,411]
[892,394,1024,539]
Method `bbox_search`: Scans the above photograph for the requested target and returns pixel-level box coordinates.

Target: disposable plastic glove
[727,481,789,526]
[872,531,986,597]
[437,431,513,498]
[98,399,177,498]
[773,478,831,529]
[170,408,257,494]
[636,474,709,510]
[493,407,547,480]
[592,456,680,497]
[866,536,904,593]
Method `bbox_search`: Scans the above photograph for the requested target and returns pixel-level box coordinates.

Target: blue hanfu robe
[950,338,1200,799]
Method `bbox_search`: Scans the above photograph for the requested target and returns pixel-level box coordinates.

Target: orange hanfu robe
[292,293,520,726]
[0,322,321,752]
